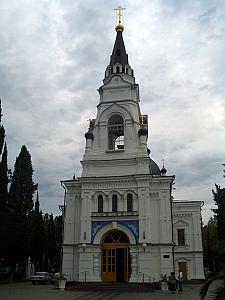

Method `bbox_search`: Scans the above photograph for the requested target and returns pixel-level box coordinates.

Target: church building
[61,8,204,283]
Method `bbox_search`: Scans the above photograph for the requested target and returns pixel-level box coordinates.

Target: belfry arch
[108,114,124,150]
[101,230,131,283]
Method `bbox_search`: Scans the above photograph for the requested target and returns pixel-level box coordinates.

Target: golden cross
[114,5,126,25]
[140,115,144,125]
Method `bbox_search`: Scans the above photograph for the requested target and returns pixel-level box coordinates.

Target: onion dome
[84,131,94,140]
[115,24,124,32]
[161,166,167,175]
[138,127,148,136]
[150,159,161,175]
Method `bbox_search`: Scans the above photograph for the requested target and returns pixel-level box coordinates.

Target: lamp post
[142,243,147,252]
[81,243,86,252]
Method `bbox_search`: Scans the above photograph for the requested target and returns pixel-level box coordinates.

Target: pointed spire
[104,8,134,79]
[110,31,128,66]
[110,6,128,66]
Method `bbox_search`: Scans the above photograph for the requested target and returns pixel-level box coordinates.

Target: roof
[110,31,128,66]
[150,159,161,175]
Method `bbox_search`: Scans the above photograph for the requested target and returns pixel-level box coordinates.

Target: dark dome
[149,159,161,175]
[85,131,94,140]
[161,166,167,175]
[138,127,148,136]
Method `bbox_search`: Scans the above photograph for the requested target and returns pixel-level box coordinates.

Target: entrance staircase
[68,282,155,292]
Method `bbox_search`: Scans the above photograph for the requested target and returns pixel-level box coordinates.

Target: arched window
[112,194,118,212]
[116,66,120,73]
[127,193,133,212]
[103,230,129,243]
[98,195,103,212]
[108,114,124,150]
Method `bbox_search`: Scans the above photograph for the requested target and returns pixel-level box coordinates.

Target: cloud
[1,0,225,222]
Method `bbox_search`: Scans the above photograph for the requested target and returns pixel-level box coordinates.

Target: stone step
[68,282,154,292]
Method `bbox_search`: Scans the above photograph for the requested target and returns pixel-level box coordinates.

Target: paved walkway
[0,282,202,300]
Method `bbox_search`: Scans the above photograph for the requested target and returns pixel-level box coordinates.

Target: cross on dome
[114,6,126,31]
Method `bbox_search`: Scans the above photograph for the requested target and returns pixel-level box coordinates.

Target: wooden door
[101,243,129,282]
[102,246,116,282]
[178,262,187,280]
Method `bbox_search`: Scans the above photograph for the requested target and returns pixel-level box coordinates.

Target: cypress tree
[47,214,57,272]
[212,184,225,241]
[30,192,45,271]
[7,145,37,276]
[212,184,225,270]
[54,215,63,272]
[0,100,5,155]
[0,100,8,260]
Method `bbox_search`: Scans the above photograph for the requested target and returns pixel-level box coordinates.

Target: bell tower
[82,8,159,178]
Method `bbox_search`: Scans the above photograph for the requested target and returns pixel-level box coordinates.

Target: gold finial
[140,115,144,125]
[161,159,165,167]
[114,5,126,32]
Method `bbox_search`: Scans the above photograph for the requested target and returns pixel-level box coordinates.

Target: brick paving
[0,282,202,300]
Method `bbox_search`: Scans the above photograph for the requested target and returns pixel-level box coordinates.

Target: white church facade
[61,12,204,283]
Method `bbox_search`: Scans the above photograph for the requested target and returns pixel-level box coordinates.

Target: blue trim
[91,220,139,243]
[118,220,139,243]
[91,221,111,243]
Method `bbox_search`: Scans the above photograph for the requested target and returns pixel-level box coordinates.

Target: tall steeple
[104,6,134,79]
[110,31,128,66]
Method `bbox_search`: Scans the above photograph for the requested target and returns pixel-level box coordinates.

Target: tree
[212,184,225,241]
[47,214,57,272]
[54,215,63,272]
[202,217,220,272]
[0,100,8,260]
[29,192,45,272]
[0,100,5,154]
[7,145,37,277]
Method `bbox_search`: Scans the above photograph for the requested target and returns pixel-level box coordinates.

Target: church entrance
[101,230,131,283]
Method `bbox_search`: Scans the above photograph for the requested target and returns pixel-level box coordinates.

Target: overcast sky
[1,0,225,224]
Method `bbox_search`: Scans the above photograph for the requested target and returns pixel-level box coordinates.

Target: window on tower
[108,114,124,150]
[177,229,185,246]
[127,193,133,212]
[112,194,118,212]
[98,195,103,213]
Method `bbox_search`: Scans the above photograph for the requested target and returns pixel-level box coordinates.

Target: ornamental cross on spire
[114,5,126,25]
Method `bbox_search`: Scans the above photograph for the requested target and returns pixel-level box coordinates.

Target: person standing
[178,270,183,293]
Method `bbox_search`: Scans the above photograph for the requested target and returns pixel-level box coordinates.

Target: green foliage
[8,145,38,216]
[0,126,5,155]
[202,217,220,272]
[200,272,225,300]
[41,213,62,273]
[0,139,8,259]
[29,209,45,271]
[6,145,37,271]
[212,184,225,241]
[0,101,8,260]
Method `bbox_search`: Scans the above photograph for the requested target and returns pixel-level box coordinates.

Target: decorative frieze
[173,212,192,218]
